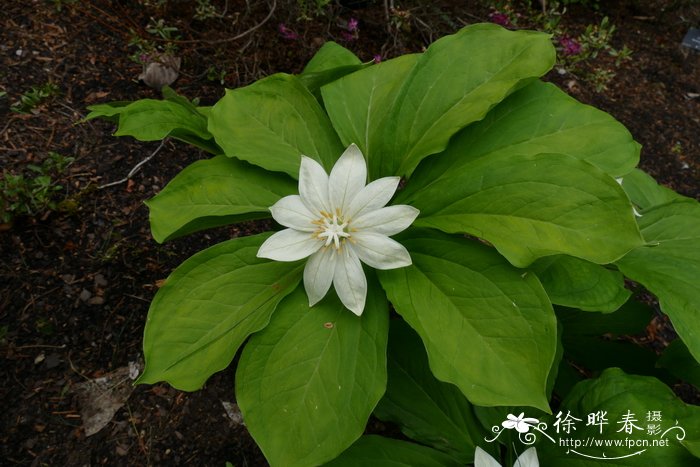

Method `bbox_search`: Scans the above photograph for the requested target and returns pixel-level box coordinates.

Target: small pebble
[79,289,92,302]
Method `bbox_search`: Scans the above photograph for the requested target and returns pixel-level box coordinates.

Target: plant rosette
[87,23,700,467]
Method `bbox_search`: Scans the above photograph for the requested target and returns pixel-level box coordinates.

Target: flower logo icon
[502,413,540,434]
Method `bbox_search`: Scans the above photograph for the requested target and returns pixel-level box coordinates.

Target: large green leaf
[323,23,554,178]
[537,368,700,466]
[208,73,344,177]
[86,96,221,154]
[531,255,630,312]
[236,279,389,467]
[378,229,557,411]
[404,80,639,192]
[324,435,462,467]
[145,155,297,243]
[302,41,362,74]
[299,42,366,99]
[619,168,689,211]
[657,340,700,389]
[616,200,700,363]
[137,233,303,390]
[379,23,553,177]
[107,99,210,140]
[556,303,659,383]
[401,152,644,267]
[374,320,483,462]
[557,300,652,337]
[320,54,420,178]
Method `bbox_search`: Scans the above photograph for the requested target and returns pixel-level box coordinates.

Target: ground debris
[74,362,142,436]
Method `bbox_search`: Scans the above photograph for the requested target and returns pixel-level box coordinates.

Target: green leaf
[114,99,211,141]
[616,200,700,363]
[167,128,223,155]
[145,155,297,243]
[374,319,483,463]
[137,233,303,390]
[325,435,462,467]
[378,229,557,411]
[402,152,644,267]
[208,73,344,178]
[556,303,665,396]
[323,23,555,178]
[161,85,199,112]
[85,97,220,153]
[619,168,689,211]
[538,368,700,466]
[557,300,652,337]
[657,340,700,389]
[382,23,554,179]
[303,42,362,74]
[236,278,389,467]
[531,255,630,312]
[299,42,366,98]
[321,54,420,179]
[405,81,638,189]
[84,101,131,122]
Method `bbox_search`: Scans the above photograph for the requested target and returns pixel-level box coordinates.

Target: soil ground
[1,1,699,466]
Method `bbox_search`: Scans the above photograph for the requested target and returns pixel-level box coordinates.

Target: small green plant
[0,152,74,224]
[206,65,227,84]
[128,18,179,64]
[194,0,221,20]
[297,0,332,19]
[564,17,632,90]
[558,0,601,9]
[488,3,631,92]
[146,17,180,40]
[10,83,60,113]
[49,0,77,12]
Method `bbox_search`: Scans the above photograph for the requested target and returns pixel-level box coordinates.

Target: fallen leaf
[221,401,244,427]
[74,362,143,436]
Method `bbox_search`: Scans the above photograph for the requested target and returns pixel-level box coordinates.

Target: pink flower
[340,31,356,42]
[373,54,382,63]
[347,18,359,32]
[488,11,512,28]
[278,23,299,40]
[559,36,582,56]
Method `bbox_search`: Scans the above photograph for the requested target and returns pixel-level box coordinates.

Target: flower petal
[474,447,503,467]
[303,248,337,306]
[345,176,400,220]
[299,156,330,215]
[352,232,412,270]
[515,422,531,433]
[328,144,367,214]
[333,245,366,315]
[257,229,321,261]
[270,195,317,232]
[352,205,419,236]
[514,447,539,467]
[502,420,517,430]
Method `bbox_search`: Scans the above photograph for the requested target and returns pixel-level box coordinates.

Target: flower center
[315,211,351,250]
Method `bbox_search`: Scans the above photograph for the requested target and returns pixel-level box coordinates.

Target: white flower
[502,413,540,433]
[257,144,419,315]
[475,447,539,467]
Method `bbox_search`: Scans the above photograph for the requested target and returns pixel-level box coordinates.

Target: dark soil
[1,1,698,466]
